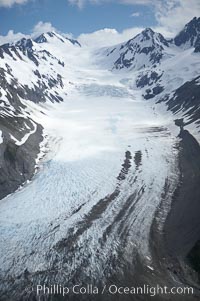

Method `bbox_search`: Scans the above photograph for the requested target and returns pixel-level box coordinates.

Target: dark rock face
[187,240,200,275]
[136,71,163,88]
[164,129,200,258]
[161,76,200,126]
[144,85,164,99]
[194,45,200,52]
[0,120,43,200]
[0,42,51,201]
[136,70,164,99]
[174,17,200,48]
[143,85,164,99]
[0,67,44,200]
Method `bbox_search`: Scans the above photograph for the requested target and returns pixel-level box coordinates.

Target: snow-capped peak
[34,31,64,44]
[34,31,81,47]
[138,27,167,44]
[126,28,169,48]
[98,28,169,71]
[34,33,48,43]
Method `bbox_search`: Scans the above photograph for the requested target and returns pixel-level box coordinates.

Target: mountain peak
[137,28,155,41]
[131,27,168,47]
[174,16,200,48]
[182,16,200,33]
[34,31,64,43]
[104,27,169,71]
[186,16,200,26]
[34,31,81,47]
[34,33,48,43]
[141,27,154,35]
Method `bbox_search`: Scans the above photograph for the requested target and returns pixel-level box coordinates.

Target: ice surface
[0,36,190,282]
[0,58,179,277]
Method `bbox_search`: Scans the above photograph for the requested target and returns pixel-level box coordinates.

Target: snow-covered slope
[0,31,82,199]
[0,31,81,104]
[97,17,200,140]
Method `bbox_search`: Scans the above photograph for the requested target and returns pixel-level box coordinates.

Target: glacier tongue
[0,58,179,296]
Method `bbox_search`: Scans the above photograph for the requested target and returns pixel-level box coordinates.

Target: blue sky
[0,0,156,36]
[0,0,199,46]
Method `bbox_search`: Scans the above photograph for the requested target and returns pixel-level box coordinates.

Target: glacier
[0,18,200,300]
